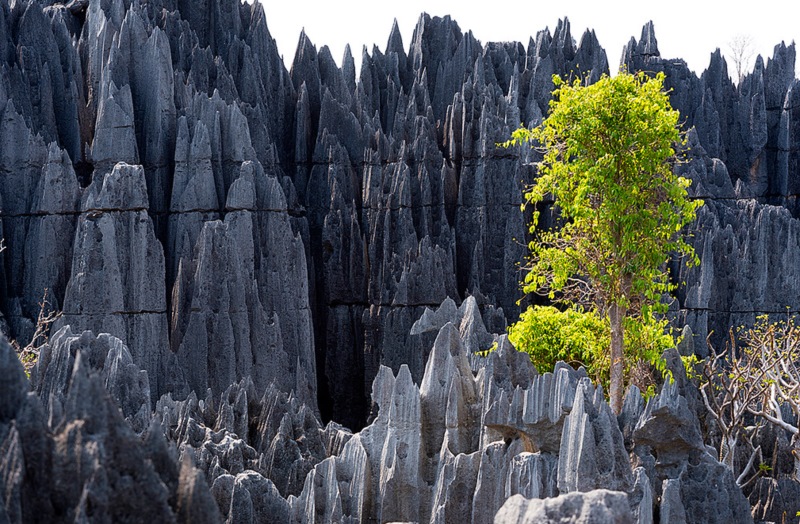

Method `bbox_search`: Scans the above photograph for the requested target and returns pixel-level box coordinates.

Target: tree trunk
[609,302,626,414]
[721,433,737,471]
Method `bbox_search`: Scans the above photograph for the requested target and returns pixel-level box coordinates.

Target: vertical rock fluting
[289,15,612,429]
[0,100,50,339]
[170,160,317,411]
[21,143,80,324]
[0,0,318,408]
[54,162,176,403]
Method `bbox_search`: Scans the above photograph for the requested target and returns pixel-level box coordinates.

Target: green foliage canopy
[506,71,700,313]
[508,305,610,383]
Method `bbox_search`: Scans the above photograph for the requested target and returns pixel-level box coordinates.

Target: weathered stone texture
[0,2,798,521]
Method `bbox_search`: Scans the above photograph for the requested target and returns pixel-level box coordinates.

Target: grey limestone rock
[1,423,25,524]
[629,467,654,524]
[5,1,82,162]
[494,490,634,524]
[482,361,576,452]
[633,377,704,459]
[171,217,292,401]
[288,427,369,523]
[471,438,561,523]
[505,452,559,501]
[278,314,539,523]
[411,297,460,336]
[0,100,50,331]
[91,80,138,171]
[377,364,422,523]
[420,322,480,457]
[56,162,175,403]
[678,129,736,201]
[6,286,760,523]
[0,328,223,523]
[429,450,481,523]
[33,326,151,433]
[659,479,687,524]
[630,350,752,524]
[167,116,221,286]
[55,355,173,522]
[119,16,177,217]
[676,455,753,524]
[557,379,632,494]
[176,452,224,524]
[410,295,497,358]
[0,334,26,425]
[679,197,800,351]
[290,457,345,524]
[225,470,288,524]
[22,143,81,320]
[748,477,800,523]
[482,342,587,454]
[619,386,645,452]
[82,160,149,211]
[150,376,326,510]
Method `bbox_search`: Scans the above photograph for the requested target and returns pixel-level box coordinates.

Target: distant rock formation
[2,0,799,428]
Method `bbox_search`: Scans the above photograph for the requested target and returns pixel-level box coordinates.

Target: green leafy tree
[505,71,703,413]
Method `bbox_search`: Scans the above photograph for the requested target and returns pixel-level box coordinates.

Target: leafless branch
[727,34,755,85]
[15,288,61,375]
[704,316,800,481]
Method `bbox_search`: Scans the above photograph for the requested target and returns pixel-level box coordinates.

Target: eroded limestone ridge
[2,297,761,522]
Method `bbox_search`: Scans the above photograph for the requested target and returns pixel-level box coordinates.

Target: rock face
[494,491,634,524]
[53,162,174,403]
[32,325,151,433]
[0,0,799,521]
[0,327,219,523]
[1,0,318,413]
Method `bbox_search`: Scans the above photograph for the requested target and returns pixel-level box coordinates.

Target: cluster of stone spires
[1,297,761,522]
[0,0,799,521]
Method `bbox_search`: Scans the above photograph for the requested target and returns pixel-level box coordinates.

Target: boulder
[494,490,634,524]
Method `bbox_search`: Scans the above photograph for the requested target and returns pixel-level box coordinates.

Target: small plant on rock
[12,289,60,377]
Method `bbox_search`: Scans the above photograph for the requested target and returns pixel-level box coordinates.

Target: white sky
[257,0,798,80]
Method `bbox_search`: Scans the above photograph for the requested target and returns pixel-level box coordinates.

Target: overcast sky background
[258,0,798,80]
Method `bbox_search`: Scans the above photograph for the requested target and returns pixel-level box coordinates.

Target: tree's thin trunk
[721,434,737,471]
[609,302,626,415]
